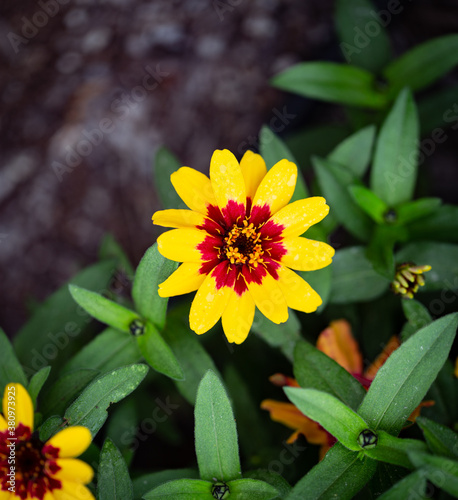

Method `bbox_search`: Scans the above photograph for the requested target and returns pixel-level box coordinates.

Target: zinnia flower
[152,149,334,344]
[0,383,94,500]
[261,320,433,459]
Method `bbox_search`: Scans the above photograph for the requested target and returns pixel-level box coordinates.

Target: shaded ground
[0,0,457,334]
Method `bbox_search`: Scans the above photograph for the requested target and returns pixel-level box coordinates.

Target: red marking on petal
[242,263,267,286]
[196,234,223,262]
[263,257,281,280]
[260,218,285,239]
[221,200,246,227]
[197,217,224,237]
[206,204,227,228]
[250,203,271,227]
[263,240,287,263]
[211,261,231,290]
[199,259,219,276]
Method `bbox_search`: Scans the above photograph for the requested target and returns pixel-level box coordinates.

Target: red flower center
[0,424,61,500]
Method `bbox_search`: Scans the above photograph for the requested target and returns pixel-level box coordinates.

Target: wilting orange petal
[269,374,300,387]
[316,320,363,376]
[364,336,401,381]
[405,400,435,427]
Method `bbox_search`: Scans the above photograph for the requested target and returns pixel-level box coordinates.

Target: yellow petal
[281,237,335,271]
[239,150,267,200]
[0,490,13,500]
[210,149,246,211]
[46,426,92,458]
[3,383,33,431]
[252,159,297,216]
[189,272,231,335]
[152,209,206,229]
[221,290,255,344]
[269,197,329,238]
[157,228,208,263]
[276,265,322,313]
[43,493,56,500]
[53,481,95,500]
[0,412,7,431]
[246,272,288,324]
[316,320,363,375]
[170,167,217,214]
[54,459,94,484]
[158,262,206,297]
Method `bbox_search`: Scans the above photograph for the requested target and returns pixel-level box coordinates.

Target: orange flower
[261,320,433,459]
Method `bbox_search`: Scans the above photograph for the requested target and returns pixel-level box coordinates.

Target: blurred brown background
[1,0,457,335]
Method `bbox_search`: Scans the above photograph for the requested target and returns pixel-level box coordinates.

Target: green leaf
[376,470,427,500]
[313,156,372,241]
[64,363,149,437]
[363,430,428,469]
[144,479,212,499]
[299,265,332,313]
[27,366,51,408]
[293,341,366,411]
[401,300,432,341]
[133,470,200,500]
[284,387,368,451]
[259,126,309,201]
[329,247,390,304]
[226,478,279,500]
[395,242,458,292]
[137,321,184,381]
[132,243,178,330]
[396,198,441,225]
[61,328,142,375]
[327,125,376,178]
[370,89,420,206]
[335,0,391,73]
[99,233,135,277]
[38,415,65,442]
[358,313,458,435]
[0,327,27,399]
[383,34,458,95]
[365,224,397,279]
[348,186,388,224]
[243,470,291,499]
[286,443,377,500]
[14,260,115,375]
[40,368,99,418]
[98,438,133,500]
[407,204,458,243]
[154,147,186,209]
[408,452,458,497]
[271,62,387,109]
[162,309,219,404]
[424,360,458,426]
[251,309,301,362]
[416,417,458,459]
[195,370,241,482]
[69,284,140,334]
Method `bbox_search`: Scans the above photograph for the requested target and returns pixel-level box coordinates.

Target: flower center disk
[222,220,264,268]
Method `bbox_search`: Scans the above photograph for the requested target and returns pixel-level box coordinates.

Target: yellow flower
[0,383,94,500]
[152,149,334,344]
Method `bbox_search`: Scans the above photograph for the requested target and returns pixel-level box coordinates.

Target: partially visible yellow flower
[261,320,434,459]
[391,262,432,299]
[0,383,94,500]
[152,149,334,344]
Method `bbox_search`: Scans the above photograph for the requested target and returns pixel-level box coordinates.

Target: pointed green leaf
[144,479,212,499]
[38,415,65,442]
[227,479,279,500]
[293,341,366,411]
[384,34,458,95]
[61,328,142,375]
[99,233,135,277]
[349,186,388,223]
[14,260,115,374]
[133,470,200,500]
[69,284,139,334]
[132,243,178,330]
[365,224,397,279]
[329,247,390,304]
[328,125,376,178]
[401,300,432,341]
[358,313,458,435]
[407,204,458,243]
[98,438,133,500]
[154,147,186,209]
[416,417,458,459]
[286,443,377,500]
[396,198,441,225]
[272,62,387,109]
[335,0,391,73]
[27,366,51,408]
[408,452,458,497]
[64,363,149,437]
[137,321,184,381]
[195,370,241,482]
[259,126,309,201]
[370,89,420,206]
[313,156,372,240]
[0,327,27,399]
[376,470,427,500]
[243,470,291,499]
[284,387,368,451]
